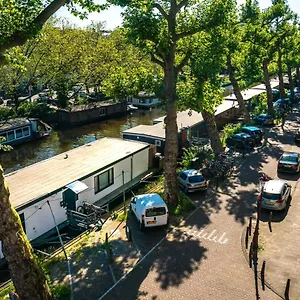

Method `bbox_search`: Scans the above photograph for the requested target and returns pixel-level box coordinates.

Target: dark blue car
[240,126,263,143]
[273,98,291,111]
[253,114,274,126]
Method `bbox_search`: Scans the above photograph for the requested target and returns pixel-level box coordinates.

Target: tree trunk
[277,49,285,99]
[201,110,223,155]
[227,54,251,125]
[262,59,274,115]
[296,65,300,88]
[0,166,53,300]
[287,65,295,100]
[163,51,179,205]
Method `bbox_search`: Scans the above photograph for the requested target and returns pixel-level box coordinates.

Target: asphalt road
[98,108,300,300]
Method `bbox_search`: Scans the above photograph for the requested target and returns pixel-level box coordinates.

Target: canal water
[0,108,166,174]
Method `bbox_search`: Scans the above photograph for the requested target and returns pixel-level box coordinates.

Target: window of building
[7,131,15,141]
[23,127,30,136]
[94,168,114,193]
[149,99,153,103]
[100,108,106,116]
[16,129,23,139]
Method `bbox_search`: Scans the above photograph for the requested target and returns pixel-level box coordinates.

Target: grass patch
[117,210,128,222]
[168,192,196,217]
[0,283,14,300]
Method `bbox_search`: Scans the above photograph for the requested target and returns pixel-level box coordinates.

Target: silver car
[260,180,291,211]
[177,169,208,193]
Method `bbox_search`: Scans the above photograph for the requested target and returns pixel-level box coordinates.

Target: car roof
[234,133,250,138]
[242,126,260,131]
[264,180,285,194]
[182,169,202,176]
[281,151,299,157]
[135,193,166,207]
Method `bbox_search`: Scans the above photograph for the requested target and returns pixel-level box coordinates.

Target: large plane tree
[109,0,235,204]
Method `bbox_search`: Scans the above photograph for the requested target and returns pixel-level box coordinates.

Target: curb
[240,225,284,300]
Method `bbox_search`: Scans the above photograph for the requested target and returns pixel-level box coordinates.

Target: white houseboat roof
[124,100,238,140]
[5,138,149,210]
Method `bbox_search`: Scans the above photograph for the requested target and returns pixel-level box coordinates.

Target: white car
[130,193,168,231]
[260,180,291,211]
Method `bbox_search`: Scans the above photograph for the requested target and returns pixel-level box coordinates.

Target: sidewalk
[242,106,300,300]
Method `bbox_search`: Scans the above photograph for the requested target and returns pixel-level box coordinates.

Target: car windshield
[262,192,281,200]
[281,155,298,163]
[189,175,204,183]
[146,207,166,217]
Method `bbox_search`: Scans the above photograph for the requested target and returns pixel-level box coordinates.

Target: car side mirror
[131,197,136,204]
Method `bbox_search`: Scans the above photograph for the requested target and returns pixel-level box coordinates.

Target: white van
[130,193,169,231]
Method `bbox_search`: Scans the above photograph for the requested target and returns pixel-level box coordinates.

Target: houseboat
[123,100,240,155]
[55,100,127,126]
[0,118,52,146]
[127,92,161,109]
[0,138,154,260]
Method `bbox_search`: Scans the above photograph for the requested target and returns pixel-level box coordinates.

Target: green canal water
[0,108,166,174]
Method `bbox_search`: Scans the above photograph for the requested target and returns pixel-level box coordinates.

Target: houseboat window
[94,168,114,193]
[0,133,7,141]
[139,99,146,104]
[155,140,162,147]
[7,131,15,141]
[23,127,30,136]
[149,99,153,103]
[100,108,106,116]
[16,129,23,138]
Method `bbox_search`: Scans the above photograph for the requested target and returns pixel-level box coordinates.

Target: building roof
[5,138,149,210]
[0,118,32,131]
[123,123,165,139]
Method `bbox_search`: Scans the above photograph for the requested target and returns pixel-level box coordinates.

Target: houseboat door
[62,189,78,211]
[62,180,88,210]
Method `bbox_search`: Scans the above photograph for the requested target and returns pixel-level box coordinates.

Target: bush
[220,123,243,146]
[117,210,128,222]
[0,107,16,121]
[180,146,214,170]
[52,284,71,300]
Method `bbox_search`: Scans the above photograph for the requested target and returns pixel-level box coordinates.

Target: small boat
[0,118,52,146]
[127,104,139,111]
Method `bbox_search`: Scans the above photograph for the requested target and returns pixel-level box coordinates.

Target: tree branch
[153,3,168,19]
[176,0,188,12]
[150,53,164,68]
[0,0,67,56]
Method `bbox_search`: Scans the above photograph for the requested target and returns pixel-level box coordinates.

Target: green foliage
[180,147,214,170]
[0,283,14,299]
[16,102,54,119]
[0,107,16,121]
[173,193,195,216]
[252,93,268,116]
[117,211,128,222]
[51,284,71,300]
[220,123,243,145]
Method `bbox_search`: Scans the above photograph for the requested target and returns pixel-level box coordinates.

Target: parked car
[294,87,300,95]
[226,133,255,150]
[295,129,300,143]
[177,169,208,193]
[253,114,274,126]
[272,89,280,101]
[277,151,300,173]
[130,193,168,231]
[273,98,291,111]
[240,126,263,143]
[260,179,291,210]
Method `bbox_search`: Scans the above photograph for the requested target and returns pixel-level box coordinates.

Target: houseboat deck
[5,138,149,210]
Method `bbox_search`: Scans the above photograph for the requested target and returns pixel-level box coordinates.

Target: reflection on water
[0,108,166,174]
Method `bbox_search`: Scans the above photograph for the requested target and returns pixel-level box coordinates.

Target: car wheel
[139,221,145,231]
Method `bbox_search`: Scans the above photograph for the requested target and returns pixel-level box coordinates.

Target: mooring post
[249,216,252,236]
[285,279,291,299]
[245,226,249,249]
[261,260,266,291]
[105,232,108,244]
[268,212,273,233]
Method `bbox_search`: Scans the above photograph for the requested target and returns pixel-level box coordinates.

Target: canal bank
[0,108,166,174]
